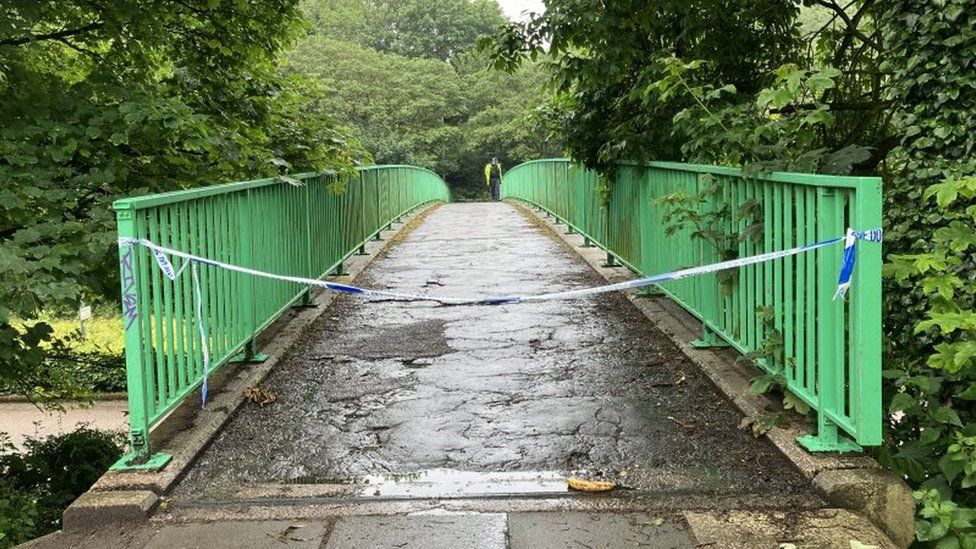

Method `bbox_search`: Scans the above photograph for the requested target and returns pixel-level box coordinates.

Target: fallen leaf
[243,386,276,407]
[271,524,307,542]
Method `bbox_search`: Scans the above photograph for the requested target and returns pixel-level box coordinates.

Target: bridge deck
[174,202,810,502]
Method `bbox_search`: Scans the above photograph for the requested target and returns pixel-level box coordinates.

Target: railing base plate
[232,352,269,364]
[797,434,862,453]
[110,452,172,472]
[690,339,731,349]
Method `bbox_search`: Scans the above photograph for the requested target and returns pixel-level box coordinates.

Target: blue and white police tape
[120,229,882,307]
[119,229,881,407]
[835,228,883,300]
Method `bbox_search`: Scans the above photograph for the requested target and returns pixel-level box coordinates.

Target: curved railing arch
[113,165,450,468]
[503,158,882,452]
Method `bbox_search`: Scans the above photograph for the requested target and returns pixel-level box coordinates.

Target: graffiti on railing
[121,245,139,331]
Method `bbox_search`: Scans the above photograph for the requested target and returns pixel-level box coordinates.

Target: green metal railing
[503,159,882,452]
[113,165,450,469]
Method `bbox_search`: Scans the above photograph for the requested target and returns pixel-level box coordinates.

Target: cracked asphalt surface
[175,202,812,501]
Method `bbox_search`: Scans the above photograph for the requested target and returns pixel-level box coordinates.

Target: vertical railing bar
[147,209,167,409]
[161,206,178,398]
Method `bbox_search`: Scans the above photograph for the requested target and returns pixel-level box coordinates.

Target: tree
[482,0,801,171]
[288,6,560,197]
[302,0,507,65]
[0,0,364,402]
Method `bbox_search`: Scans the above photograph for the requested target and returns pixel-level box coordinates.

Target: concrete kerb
[62,203,444,534]
[509,200,914,548]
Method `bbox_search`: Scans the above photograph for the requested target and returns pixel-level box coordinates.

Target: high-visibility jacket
[485,162,503,186]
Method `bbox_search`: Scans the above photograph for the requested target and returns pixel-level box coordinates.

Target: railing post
[234,189,268,361]
[111,201,172,471]
[798,188,860,452]
[600,201,618,268]
[374,172,385,241]
[851,180,883,446]
[298,180,318,307]
[692,174,730,348]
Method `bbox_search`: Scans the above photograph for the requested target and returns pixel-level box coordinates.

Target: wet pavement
[141,513,696,549]
[174,202,811,502]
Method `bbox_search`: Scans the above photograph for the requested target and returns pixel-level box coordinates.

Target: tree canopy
[303,0,506,64]
[291,0,560,197]
[0,0,365,401]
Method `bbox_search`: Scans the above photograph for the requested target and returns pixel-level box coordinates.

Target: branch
[54,37,102,60]
[0,21,103,47]
[811,0,883,54]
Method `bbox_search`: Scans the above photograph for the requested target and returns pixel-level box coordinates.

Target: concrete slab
[508,512,696,549]
[144,521,330,549]
[814,468,915,548]
[683,509,897,548]
[323,513,507,549]
[62,490,158,534]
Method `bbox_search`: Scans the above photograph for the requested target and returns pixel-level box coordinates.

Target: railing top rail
[357,164,441,177]
[506,158,882,190]
[113,164,444,211]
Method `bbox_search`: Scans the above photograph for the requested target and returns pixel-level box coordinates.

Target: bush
[884,177,976,545]
[0,347,126,400]
[0,428,123,547]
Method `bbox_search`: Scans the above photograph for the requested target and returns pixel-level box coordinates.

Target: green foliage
[740,306,812,417]
[302,0,506,65]
[656,172,764,293]
[916,489,976,548]
[0,452,39,548]
[0,428,123,547]
[884,177,976,545]
[880,0,976,396]
[482,0,801,171]
[877,2,976,546]
[288,4,560,197]
[0,0,366,404]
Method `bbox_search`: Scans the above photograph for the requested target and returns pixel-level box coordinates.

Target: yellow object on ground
[567,478,616,492]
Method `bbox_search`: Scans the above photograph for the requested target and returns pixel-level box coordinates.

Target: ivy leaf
[749,373,780,395]
[916,313,976,335]
[922,274,962,300]
[268,157,292,169]
[277,175,305,187]
[933,222,976,253]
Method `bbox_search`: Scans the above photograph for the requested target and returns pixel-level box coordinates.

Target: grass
[5,307,128,396]
[14,308,124,355]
